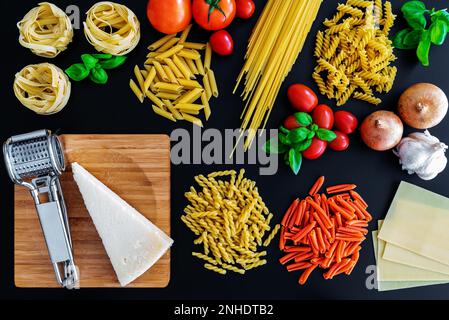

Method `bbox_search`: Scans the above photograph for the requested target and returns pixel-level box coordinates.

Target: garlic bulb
[394,130,448,180]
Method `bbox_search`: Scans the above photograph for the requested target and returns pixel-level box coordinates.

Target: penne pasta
[181,112,203,127]
[182,42,207,50]
[148,33,176,51]
[146,90,165,109]
[203,73,212,100]
[129,79,144,103]
[185,57,199,75]
[178,88,203,104]
[156,92,181,100]
[175,103,204,111]
[178,79,202,89]
[134,65,145,92]
[179,49,201,60]
[195,58,205,75]
[156,44,184,60]
[157,37,180,52]
[179,24,192,43]
[164,58,184,78]
[152,60,170,82]
[143,66,157,92]
[163,65,178,84]
[173,55,193,79]
[152,105,176,122]
[154,82,184,93]
[163,99,183,120]
[204,43,212,70]
[207,69,219,97]
[201,91,211,120]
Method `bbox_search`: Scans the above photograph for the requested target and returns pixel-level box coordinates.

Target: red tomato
[334,110,358,134]
[329,131,350,151]
[210,30,234,55]
[283,115,301,130]
[193,0,236,31]
[287,84,318,112]
[147,0,192,34]
[302,137,327,160]
[312,104,334,129]
[236,0,255,19]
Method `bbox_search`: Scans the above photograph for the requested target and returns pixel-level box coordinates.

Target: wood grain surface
[14,134,171,288]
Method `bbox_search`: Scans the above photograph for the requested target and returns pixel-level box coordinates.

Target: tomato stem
[206,0,227,22]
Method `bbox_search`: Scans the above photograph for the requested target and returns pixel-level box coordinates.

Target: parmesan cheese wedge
[71,162,173,287]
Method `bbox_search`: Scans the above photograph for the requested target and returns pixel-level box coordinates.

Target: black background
[1,0,449,301]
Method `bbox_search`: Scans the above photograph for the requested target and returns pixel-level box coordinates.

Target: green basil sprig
[65,54,127,84]
[264,112,337,175]
[393,0,449,66]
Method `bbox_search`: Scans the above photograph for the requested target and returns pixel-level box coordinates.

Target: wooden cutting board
[14,134,171,288]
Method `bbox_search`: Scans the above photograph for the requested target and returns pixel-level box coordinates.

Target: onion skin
[360,111,404,151]
[398,83,448,129]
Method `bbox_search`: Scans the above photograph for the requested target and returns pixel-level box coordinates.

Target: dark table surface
[1,0,449,300]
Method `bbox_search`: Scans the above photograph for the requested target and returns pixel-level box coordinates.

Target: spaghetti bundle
[13,63,71,115]
[182,170,279,275]
[234,0,322,150]
[17,2,73,58]
[84,2,140,56]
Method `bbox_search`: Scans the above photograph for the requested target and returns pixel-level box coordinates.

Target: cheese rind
[71,162,173,287]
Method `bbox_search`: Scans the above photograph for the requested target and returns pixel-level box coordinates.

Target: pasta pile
[130,26,218,127]
[183,170,280,275]
[17,2,73,58]
[313,0,397,106]
[234,0,322,150]
[13,63,71,115]
[84,2,140,56]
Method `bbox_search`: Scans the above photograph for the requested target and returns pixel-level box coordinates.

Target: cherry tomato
[210,30,234,55]
[302,137,327,160]
[193,0,236,31]
[334,110,358,134]
[312,104,334,130]
[147,0,192,34]
[287,84,318,112]
[236,0,255,19]
[283,115,301,130]
[329,131,350,151]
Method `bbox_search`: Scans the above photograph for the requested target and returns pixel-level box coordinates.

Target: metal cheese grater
[3,129,78,289]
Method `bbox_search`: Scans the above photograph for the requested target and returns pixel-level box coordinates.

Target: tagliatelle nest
[17,2,74,58]
[83,1,140,56]
[14,63,71,115]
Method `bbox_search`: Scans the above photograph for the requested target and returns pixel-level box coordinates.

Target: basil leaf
[393,28,415,49]
[307,131,316,140]
[65,63,89,81]
[99,56,128,70]
[279,126,290,135]
[404,11,428,30]
[401,1,428,29]
[310,124,319,132]
[403,29,423,48]
[287,127,310,143]
[264,137,288,154]
[89,67,109,84]
[81,54,98,70]
[91,53,113,60]
[278,132,291,146]
[288,148,302,175]
[401,0,426,16]
[294,112,313,126]
[316,129,337,142]
[417,29,431,66]
[294,139,313,152]
[432,10,449,26]
[430,20,448,45]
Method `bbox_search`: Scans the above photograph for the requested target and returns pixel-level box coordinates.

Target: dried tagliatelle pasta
[13,63,71,115]
[17,2,73,58]
[313,0,397,106]
[182,169,280,275]
[84,2,140,56]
